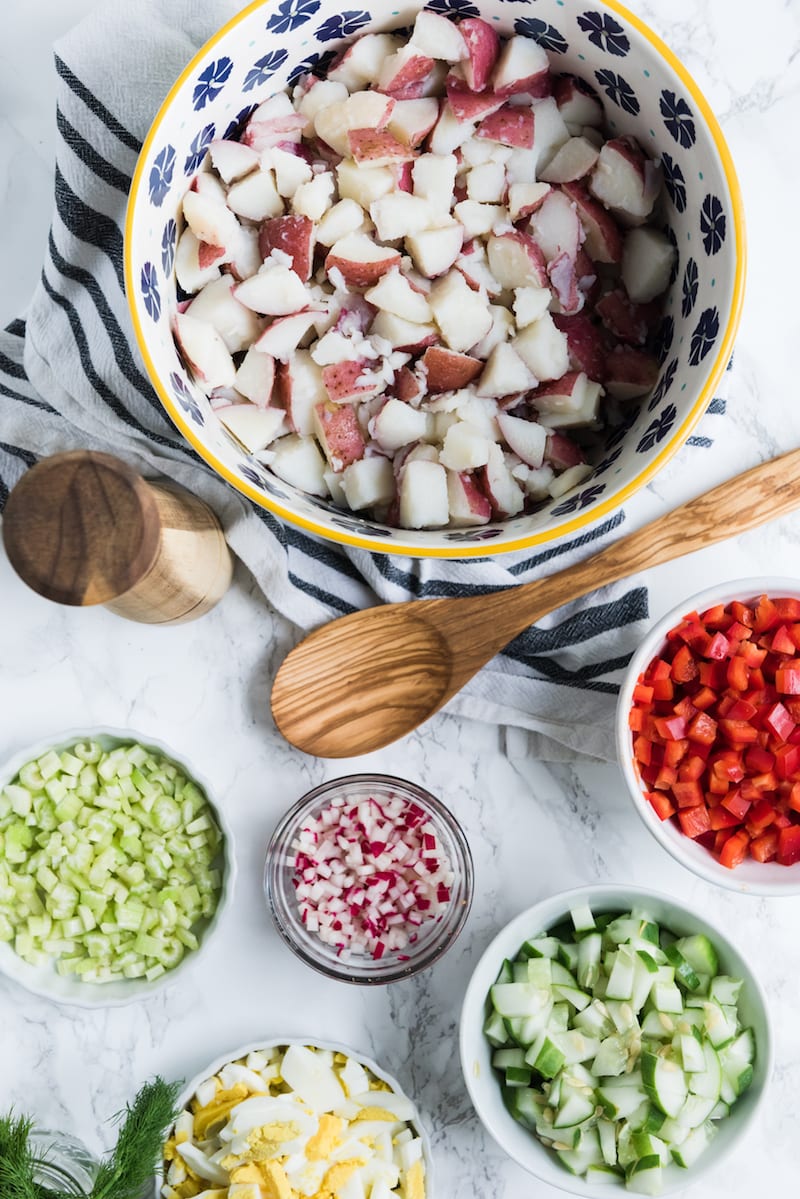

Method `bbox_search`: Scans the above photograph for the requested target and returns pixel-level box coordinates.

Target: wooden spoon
[272,450,800,757]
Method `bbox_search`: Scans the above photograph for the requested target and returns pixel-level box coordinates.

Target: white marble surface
[2,1,800,1196]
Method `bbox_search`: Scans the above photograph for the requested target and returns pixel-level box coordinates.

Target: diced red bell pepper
[688,711,718,746]
[650,658,672,681]
[664,739,689,768]
[744,745,775,773]
[651,677,675,702]
[750,828,779,862]
[771,625,797,655]
[719,829,750,869]
[671,644,698,684]
[774,743,800,780]
[646,791,675,821]
[726,699,758,721]
[764,702,795,742]
[655,715,688,741]
[789,624,800,651]
[774,598,800,621]
[777,824,800,866]
[698,661,728,689]
[678,805,712,839]
[673,696,698,720]
[633,682,654,704]
[726,656,750,691]
[738,641,767,668]
[702,603,729,627]
[709,805,742,830]
[654,765,678,790]
[788,783,800,814]
[679,755,707,782]
[719,719,759,744]
[721,790,751,821]
[730,602,755,628]
[704,632,730,660]
[629,707,646,732]
[753,595,779,632]
[672,780,704,809]
[746,798,777,834]
[633,735,653,766]
[691,686,717,711]
[776,667,800,695]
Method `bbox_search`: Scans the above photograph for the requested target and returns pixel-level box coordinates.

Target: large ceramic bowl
[125,0,745,558]
[616,578,800,896]
[154,1036,434,1199]
[460,884,772,1198]
[0,728,235,1007]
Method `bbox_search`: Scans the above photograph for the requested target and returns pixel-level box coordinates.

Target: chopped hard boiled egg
[161,1045,426,1199]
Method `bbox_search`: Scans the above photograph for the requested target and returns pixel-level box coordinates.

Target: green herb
[0,1077,182,1199]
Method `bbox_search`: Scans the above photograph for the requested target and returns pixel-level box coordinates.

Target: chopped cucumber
[483,907,752,1190]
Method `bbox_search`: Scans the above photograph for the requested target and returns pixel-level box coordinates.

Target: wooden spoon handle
[428,448,800,662]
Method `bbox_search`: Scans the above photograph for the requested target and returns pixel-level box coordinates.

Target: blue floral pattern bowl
[124,0,745,559]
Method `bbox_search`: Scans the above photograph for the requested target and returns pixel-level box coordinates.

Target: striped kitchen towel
[0,0,730,761]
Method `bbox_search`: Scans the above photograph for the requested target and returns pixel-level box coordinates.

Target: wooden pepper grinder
[2,451,233,624]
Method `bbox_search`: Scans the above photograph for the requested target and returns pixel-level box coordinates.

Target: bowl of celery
[0,728,234,1006]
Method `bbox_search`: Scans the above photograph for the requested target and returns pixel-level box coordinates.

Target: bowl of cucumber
[0,728,235,1007]
[459,885,771,1197]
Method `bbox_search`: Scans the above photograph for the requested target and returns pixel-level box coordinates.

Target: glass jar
[29,1130,99,1195]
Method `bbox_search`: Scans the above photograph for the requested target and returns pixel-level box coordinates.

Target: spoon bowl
[271,450,800,757]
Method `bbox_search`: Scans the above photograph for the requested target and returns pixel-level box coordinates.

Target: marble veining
[2,1,800,1196]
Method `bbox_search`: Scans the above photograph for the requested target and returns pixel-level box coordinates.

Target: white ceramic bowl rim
[124,0,747,559]
[0,727,236,1008]
[616,577,800,896]
[459,883,773,1199]
[154,1035,435,1199]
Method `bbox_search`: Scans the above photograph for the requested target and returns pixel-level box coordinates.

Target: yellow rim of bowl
[124,0,747,560]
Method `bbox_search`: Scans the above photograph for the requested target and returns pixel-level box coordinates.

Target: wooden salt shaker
[2,451,233,624]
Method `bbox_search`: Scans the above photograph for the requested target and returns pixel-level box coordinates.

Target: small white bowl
[616,578,800,896]
[0,727,235,1007]
[154,1036,434,1199]
[460,884,772,1198]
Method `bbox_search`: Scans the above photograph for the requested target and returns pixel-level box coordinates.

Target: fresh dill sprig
[90,1078,183,1199]
[0,1078,182,1199]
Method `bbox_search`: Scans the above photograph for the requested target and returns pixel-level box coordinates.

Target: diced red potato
[447,470,492,526]
[313,401,367,470]
[453,200,504,240]
[478,442,525,519]
[529,190,584,264]
[373,398,433,453]
[476,104,534,149]
[507,181,551,221]
[410,10,469,62]
[369,192,435,240]
[275,350,327,436]
[378,46,436,96]
[533,371,603,428]
[220,403,287,452]
[589,136,662,226]
[476,343,537,399]
[268,146,314,200]
[347,128,417,167]
[545,430,586,470]
[233,263,310,317]
[513,312,570,381]
[553,75,605,128]
[547,251,583,316]
[326,33,402,90]
[321,360,384,404]
[233,347,276,406]
[399,458,450,528]
[491,35,550,98]
[314,199,368,248]
[539,136,600,184]
[258,214,315,282]
[560,181,623,264]
[176,228,222,294]
[365,269,432,324]
[314,94,395,157]
[552,313,608,381]
[297,79,348,123]
[336,160,396,208]
[241,114,307,152]
[391,365,424,405]
[456,240,503,295]
[188,275,263,353]
[487,232,548,290]
[522,463,556,499]
[574,248,599,304]
[325,234,402,288]
[270,434,329,496]
[369,310,438,351]
[428,269,493,352]
[403,221,466,280]
[388,98,440,147]
[622,227,678,303]
[292,172,336,221]
[496,411,547,468]
[595,288,660,346]
[459,18,500,92]
[341,455,396,510]
[253,310,321,361]
[422,346,483,392]
[604,345,661,400]
[182,191,241,253]
[466,160,506,203]
[197,240,225,272]
[547,460,594,497]
[174,313,235,390]
[529,97,570,168]
[444,76,504,123]
[208,138,259,183]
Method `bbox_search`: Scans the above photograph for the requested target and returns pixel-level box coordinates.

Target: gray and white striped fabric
[0,0,729,760]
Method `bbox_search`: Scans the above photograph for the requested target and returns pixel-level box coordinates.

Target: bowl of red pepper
[616,578,800,895]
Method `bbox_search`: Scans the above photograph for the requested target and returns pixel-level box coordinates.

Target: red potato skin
[347,128,416,164]
[458,18,500,92]
[198,241,226,269]
[391,365,424,404]
[492,230,549,287]
[595,288,660,346]
[574,248,600,306]
[452,470,492,522]
[314,400,366,468]
[476,104,534,149]
[445,75,504,122]
[552,313,608,382]
[493,71,551,101]
[422,346,483,392]
[547,251,582,315]
[533,371,584,401]
[544,430,586,470]
[391,161,414,192]
[553,75,603,122]
[324,247,402,289]
[258,215,315,281]
[379,54,435,96]
[321,360,379,404]
[560,181,623,264]
[604,345,660,396]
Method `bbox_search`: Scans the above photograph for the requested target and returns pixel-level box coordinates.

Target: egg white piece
[221,1095,316,1141]
[175,1142,229,1185]
[281,1043,347,1113]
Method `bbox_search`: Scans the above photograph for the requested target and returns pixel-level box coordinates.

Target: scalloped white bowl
[616,578,800,896]
[153,1036,434,1199]
[0,728,235,1007]
[125,0,745,558]
[460,884,772,1198]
